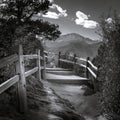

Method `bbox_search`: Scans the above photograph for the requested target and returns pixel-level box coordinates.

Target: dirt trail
[0,75,105,120]
[45,81,103,120]
[26,77,85,120]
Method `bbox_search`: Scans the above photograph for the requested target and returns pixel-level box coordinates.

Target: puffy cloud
[83,20,98,29]
[76,11,88,20]
[75,18,84,25]
[75,11,88,25]
[75,11,98,29]
[38,3,68,19]
[42,11,60,19]
[52,4,67,17]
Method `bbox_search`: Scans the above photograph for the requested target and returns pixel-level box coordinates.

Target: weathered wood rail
[0,44,46,113]
[58,52,98,87]
[43,51,98,81]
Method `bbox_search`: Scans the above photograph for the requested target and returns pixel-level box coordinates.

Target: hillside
[46,33,102,58]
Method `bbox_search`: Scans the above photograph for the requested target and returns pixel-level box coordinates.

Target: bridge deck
[46,70,74,75]
[46,72,89,84]
[46,73,87,80]
[46,68,72,71]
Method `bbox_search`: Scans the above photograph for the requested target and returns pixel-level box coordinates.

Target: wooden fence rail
[0,44,44,113]
[58,52,98,81]
[0,75,19,94]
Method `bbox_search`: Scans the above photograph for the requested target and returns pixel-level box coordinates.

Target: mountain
[56,33,98,44]
[46,33,102,58]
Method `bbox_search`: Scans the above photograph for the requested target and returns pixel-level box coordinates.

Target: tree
[95,12,120,120]
[0,0,61,57]
[0,1,61,116]
[0,0,50,24]
[13,20,61,54]
[0,0,61,84]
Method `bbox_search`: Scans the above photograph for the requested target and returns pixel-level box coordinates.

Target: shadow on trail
[45,81,102,120]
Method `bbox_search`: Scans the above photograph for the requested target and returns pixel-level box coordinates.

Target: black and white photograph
[0,0,120,120]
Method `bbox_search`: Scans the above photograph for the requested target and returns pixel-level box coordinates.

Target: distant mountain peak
[57,33,97,44]
[46,32,102,58]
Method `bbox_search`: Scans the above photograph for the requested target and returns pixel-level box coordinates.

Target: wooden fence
[0,48,98,113]
[58,52,98,86]
[0,44,46,113]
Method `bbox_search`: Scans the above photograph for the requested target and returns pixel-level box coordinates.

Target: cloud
[42,11,60,19]
[83,20,98,28]
[76,11,88,20]
[75,18,84,25]
[75,11,98,29]
[51,4,67,17]
[38,3,68,19]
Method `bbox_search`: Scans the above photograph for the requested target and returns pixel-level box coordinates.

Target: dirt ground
[0,76,85,120]
[45,81,105,120]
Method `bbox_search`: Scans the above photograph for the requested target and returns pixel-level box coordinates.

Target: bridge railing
[0,44,44,113]
[42,51,98,81]
[58,52,98,83]
[76,57,98,79]
[58,52,76,69]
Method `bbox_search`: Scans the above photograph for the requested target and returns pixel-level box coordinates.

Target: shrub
[94,12,120,120]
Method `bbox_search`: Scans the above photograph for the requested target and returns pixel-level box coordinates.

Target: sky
[37,0,120,40]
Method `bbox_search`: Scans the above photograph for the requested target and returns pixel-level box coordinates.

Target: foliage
[0,0,61,57]
[26,20,61,41]
[0,0,61,83]
[0,0,50,23]
[94,12,120,120]
[0,18,17,58]
[0,0,61,116]
[12,20,61,54]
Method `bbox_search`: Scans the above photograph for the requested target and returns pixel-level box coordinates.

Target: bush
[94,12,120,120]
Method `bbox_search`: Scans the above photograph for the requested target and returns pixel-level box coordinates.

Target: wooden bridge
[0,44,98,113]
[45,51,97,87]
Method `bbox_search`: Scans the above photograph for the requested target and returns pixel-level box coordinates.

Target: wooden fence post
[36,49,41,81]
[17,44,27,113]
[73,54,77,71]
[15,61,20,111]
[43,52,46,80]
[93,66,99,92]
[86,57,90,79]
[58,52,61,67]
